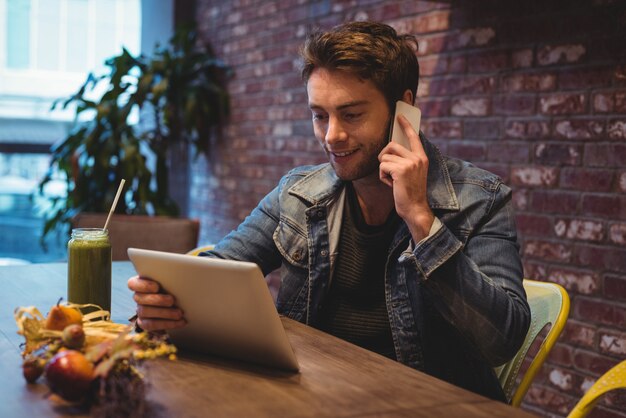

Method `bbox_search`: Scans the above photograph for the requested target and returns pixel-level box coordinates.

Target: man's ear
[401,89,414,106]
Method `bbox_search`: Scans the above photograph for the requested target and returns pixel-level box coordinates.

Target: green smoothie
[68,228,112,313]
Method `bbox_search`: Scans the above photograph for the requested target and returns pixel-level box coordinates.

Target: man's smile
[329,149,358,157]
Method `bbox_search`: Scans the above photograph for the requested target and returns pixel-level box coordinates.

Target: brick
[537,44,586,66]
[524,386,571,415]
[505,120,551,139]
[417,55,445,77]
[584,143,626,167]
[573,350,621,375]
[593,91,626,113]
[558,67,614,90]
[493,95,536,116]
[446,141,486,161]
[421,120,462,138]
[607,119,626,139]
[511,166,558,187]
[615,92,626,113]
[453,27,495,48]
[271,122,292,136]
[459,76,496,94]
[487,142,529,163]
[574,297,626,326]
[463,119,500,139]
[413,10,451,33]
[448,55,466,73]
[467,51,508,73]
[550,344,573,367]
[575,244,626,273]
[530,190,579,214]
[523,260,547,281]
[560,168,614,192]
[486,161,510,178]
[554,119,604,140]
[516,214,553,238]
[550,267,600,295]
[428,77,460,96]
[562,320,596,348]
[523,240,572,262]
[450,98,489,116]
[501,73,556,92]
[581,194,625,219]
[540,93,586,115]
[511,49,533,68]
[554,218,604,242]
[419,99,451,117]
[598,330,626,357]
[534,143,581,166]
[605,274,626,301]
[620,172,626,193]
[608,223,626,245]
[512,188,529,211]
[548,366,578,392]
[593,92,613,113]
[415,33,447,55]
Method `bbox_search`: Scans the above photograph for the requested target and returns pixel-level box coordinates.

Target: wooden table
[0,262,535,417]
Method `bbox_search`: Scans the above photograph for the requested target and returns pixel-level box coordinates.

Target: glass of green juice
[67,228,112,313]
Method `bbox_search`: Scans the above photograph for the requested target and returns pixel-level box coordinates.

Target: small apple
[45,350,95,401]
[62,324,85,349]
[22,357,45,383]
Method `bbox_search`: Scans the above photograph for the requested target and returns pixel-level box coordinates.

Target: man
[129,21,530,401]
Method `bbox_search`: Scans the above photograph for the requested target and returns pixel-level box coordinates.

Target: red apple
[45,350,95,401]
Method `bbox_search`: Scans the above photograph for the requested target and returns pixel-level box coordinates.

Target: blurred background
[0,1,624,416]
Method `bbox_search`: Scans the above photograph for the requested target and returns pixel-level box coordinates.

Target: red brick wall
[190,1,626,416]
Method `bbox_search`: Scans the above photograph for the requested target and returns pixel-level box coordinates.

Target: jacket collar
[289,135,459,211]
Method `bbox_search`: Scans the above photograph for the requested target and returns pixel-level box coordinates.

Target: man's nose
[325,117,347,145]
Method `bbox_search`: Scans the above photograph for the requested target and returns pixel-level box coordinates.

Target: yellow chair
[495,279,570,406]
[567,360,626,418]
[187,244,215,256]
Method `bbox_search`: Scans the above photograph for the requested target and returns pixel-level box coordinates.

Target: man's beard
[327,117,392,182]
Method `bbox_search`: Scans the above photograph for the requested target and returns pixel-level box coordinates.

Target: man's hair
[300,21,419,109]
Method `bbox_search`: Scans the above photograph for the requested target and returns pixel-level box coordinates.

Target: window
[0,0,154,263]
[0,0,141,122]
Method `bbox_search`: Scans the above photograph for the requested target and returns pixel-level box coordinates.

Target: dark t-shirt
[318,183,399,360]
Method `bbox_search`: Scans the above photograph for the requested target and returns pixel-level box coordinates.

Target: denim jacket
[205,136,530,401]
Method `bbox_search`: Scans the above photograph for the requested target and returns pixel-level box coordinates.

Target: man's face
[307,68,391,182]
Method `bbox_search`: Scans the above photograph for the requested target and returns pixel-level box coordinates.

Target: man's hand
[379,114,434,242]
[128,275,186,332]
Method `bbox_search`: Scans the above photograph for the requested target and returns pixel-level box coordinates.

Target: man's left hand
[379,114,435,242]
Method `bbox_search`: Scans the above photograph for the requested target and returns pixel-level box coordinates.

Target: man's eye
[312,113,327,121]
[345,113,362,121]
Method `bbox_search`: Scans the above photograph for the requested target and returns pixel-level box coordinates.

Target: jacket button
[292,249,303,261]
[316,210,324,218]
[320,249,328,257]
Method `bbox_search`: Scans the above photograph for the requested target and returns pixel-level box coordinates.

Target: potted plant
[39,26,232,242]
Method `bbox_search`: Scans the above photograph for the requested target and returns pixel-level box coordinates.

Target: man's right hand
[127,275,187,332]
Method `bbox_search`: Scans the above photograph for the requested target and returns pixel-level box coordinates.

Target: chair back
[187,245,215,256]
[72,213,200,261]
[567,360,626,418]
[495,279,570,406]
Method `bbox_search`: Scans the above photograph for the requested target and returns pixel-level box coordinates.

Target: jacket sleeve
[406,182,531,367]
[201,181,285,276]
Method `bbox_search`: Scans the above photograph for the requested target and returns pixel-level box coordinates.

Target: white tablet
[127,247,299,372]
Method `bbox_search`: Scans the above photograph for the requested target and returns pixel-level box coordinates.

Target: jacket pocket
[273,217,309,269]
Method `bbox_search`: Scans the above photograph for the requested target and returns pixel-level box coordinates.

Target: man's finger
[397,114,425,155]
[133,292,176,307]
[137,305,184,320]
[128,275,160,293]
[137,317,186,332]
